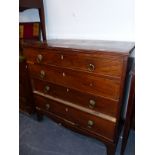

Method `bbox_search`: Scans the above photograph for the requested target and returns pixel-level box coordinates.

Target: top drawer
[23,47,123,78]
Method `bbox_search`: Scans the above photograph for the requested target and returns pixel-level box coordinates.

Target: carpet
[19,113,135,155]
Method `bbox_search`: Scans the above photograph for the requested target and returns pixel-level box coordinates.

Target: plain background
[19,0,134,41]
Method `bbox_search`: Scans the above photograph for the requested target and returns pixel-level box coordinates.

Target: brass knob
[36,106,41,110]
[65,107,68,112]
[62,72,66,77]
[87,120,94,128]
[44,86,50,93]
[61,55,64,60]
[40,70,45,79]
[89,99,96,109]
[88,64,95,72]
[36,54,43,63]
[45,104,50,110]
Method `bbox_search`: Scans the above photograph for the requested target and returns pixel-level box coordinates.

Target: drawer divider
[33,90,117,123]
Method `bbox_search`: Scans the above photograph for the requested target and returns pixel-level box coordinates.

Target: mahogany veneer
[22,39,134,155]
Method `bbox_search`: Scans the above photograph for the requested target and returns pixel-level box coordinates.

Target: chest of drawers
[22,39,134,155]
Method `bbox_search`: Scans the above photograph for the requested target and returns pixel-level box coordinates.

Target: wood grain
[32,78,119,117]
[34,94,116,141]
[23,47,124,78]
[22,39,135,155]
[28,64,121,100]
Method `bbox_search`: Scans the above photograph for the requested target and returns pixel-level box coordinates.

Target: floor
[19,113,135,155]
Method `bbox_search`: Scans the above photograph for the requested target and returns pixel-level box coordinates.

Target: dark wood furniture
[22,39,135,155]
[121,64,135,155]
[19,0,46,41]
[19,54,34,114]
[19,0,47,114]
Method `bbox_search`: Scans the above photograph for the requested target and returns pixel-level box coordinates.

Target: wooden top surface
[22,39,135,55]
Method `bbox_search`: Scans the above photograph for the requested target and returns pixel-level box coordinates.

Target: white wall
[19,0,134,41]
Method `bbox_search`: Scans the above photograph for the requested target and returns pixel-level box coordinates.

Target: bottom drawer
[34,94,116,141]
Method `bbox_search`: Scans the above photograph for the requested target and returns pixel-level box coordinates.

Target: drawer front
[32,79,118,117]
[34,94,116,141]
[23,47,123,78]
[28,64,120,100]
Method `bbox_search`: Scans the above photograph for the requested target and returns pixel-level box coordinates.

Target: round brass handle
[88,64,95,72]
[45,104,50,110]
[87,120,94,128]
[40,70,45,79]
[36,54,43,63]
[44,85,50,93]
[89,99,96,109]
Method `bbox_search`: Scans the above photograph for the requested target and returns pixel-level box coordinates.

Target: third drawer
[32,78,119,117]
[28,64,121,100]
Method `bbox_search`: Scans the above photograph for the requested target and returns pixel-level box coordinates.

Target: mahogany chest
[22,39,134,155]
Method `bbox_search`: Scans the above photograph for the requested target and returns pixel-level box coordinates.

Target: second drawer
[28,64,120,100]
